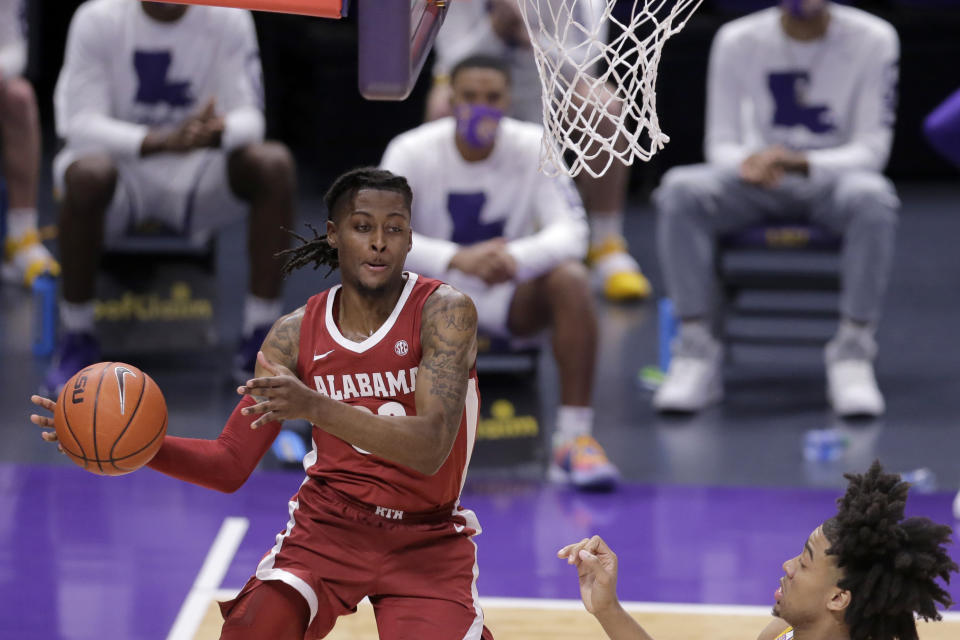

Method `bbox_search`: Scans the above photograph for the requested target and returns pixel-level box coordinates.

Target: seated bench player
[0,0,60,286]
[45,0,295,392]
[653,0,900,417]
[381,54,620,491]
[426,0,652,303]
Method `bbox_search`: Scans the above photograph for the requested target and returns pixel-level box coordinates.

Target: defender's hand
[238,351,317,428]
[29,395,64,453]
[558,535,620,616]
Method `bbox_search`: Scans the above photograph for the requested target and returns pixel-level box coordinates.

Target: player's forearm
[805,137,891,177]
[777,148,809,175]
[0,41,26,78]
[704,31,747,170]
[507,218,588,281]
[140,129,172,156]
[62,112,149,159]
[222,106,265,152]
[407,233,461,276]
[148,397,280,492]
[593,604,656,640]
[309,396,453,475]
[705,140,751,169]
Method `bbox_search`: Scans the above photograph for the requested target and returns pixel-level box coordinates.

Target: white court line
[481,597,773,615]
[167,517,249,640]
[205,591,960,622]
[479,597,960,620]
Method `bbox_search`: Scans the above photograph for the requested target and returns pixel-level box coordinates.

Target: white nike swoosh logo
[114,366,137,415]
[313,349,335,361]
[454,524,465,533]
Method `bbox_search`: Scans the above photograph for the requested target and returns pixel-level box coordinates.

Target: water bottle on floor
[33,275,57,357]
[803,429,848,463]
[900,468,937,493]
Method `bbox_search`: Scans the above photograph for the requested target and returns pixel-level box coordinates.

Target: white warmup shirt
[705,4,899,178]
[54,0,264,161]
[0,0,26,78]
[381,117,588,284]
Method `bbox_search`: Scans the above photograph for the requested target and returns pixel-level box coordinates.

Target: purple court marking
[2,464,957,639]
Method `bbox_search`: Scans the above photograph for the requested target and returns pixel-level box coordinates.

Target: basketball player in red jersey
[31,167,494,640]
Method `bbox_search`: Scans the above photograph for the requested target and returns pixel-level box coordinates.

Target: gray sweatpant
[654,164,899,324]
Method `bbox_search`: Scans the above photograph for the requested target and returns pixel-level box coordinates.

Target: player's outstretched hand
[558,535,620,616]
[29,395,64,453]
[238,351,318,428]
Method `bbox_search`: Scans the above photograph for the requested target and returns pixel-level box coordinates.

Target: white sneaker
[653,354,723,412]
[654,323,723,412]
[826,359,885,417]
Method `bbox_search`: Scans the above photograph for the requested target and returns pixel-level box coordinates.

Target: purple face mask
[454,104,504,149]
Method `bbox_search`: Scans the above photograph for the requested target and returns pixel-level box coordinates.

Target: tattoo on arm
[247,308,304,403]
[420,287,478,430]
[260,307,304,373]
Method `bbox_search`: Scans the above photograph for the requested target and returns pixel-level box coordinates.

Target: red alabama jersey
[296,272,480,513]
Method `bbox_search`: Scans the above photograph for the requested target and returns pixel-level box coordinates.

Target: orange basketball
[54,362,167,476]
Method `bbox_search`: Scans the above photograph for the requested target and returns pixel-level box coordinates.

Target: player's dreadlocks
[276,167,413,277]
[823,461,957,640]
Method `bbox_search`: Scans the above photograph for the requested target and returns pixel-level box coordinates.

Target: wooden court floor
[194,596,960,640]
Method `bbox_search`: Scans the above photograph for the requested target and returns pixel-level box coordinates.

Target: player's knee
[254,141,295,180]
[545,260,591,301]
[852,205,898,235]
[234,141,296,194]
[0,77,38,120]
[655,166,705,216]
[63,155,118,209]
[220,581,309,640]
[835,173,899,228]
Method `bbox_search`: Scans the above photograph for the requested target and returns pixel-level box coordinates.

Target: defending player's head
[450,55,511,151]
[278,167,413,294]
[774,461,957,640]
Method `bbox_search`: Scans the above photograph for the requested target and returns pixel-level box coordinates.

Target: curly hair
[275,167,413,277]
[823,461,957,640]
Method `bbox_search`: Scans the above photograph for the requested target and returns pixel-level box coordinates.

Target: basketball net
[516,0,704,178]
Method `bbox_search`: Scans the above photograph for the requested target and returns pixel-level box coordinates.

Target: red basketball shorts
[220,480,494,639]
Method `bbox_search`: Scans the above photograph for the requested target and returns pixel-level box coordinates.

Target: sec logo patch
[394,340,409,356]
